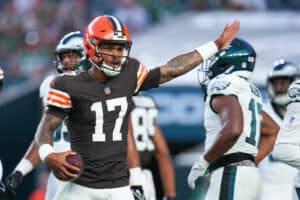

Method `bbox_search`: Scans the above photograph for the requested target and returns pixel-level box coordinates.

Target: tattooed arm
[35,114,62,147]
[158,20,240,84]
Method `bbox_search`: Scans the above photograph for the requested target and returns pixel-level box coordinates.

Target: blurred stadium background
[0,0,299,199]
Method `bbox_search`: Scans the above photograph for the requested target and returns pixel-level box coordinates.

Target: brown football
[66,153,84,178]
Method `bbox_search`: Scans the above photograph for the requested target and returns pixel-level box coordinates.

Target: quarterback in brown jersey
[34,15,239,200]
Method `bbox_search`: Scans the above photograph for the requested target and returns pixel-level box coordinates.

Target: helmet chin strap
[90,58,121,77]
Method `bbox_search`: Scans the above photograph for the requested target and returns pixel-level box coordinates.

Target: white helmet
[54,31,85,73]
[267,59,300,106]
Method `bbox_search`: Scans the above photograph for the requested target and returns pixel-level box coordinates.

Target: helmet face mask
[54,31,85,73]
[267,59,300,106]
[84,15,132,77]
[198,38,256,85]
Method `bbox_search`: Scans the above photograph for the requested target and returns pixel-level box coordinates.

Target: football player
[259,60,299,200]
[187,38,279,200]
[131,95,176,200]
[272,79,300,200]
[34,15,239,200]
[5,31,146,200]
[4,31,87,199]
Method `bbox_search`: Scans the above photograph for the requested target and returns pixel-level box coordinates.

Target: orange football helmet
[84,15,132,77]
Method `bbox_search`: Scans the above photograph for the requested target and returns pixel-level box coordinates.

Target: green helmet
[198,38,256,85]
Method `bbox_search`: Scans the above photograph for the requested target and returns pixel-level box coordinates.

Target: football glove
[130,185,145,200]
[0,181,6,198]
[187,156,209,190]
[5,171,23,198]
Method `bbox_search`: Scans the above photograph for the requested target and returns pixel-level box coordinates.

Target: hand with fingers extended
[45,151,81,181]
[215,20,240,50]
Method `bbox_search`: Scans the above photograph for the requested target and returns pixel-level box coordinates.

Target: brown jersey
[46,58,160,188]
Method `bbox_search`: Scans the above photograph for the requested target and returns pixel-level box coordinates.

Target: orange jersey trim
[135,63,149,93]
[47,89,72,108]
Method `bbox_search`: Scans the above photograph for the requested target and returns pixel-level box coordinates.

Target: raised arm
[158,20,240,84]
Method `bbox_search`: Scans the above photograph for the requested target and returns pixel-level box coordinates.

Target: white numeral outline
[91,97,128,142]
[131,107,158,151]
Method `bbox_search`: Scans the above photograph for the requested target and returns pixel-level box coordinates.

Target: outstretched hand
[215,20,240,50]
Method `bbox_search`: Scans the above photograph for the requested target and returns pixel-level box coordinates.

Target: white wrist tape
[39,144,55,162]
[15,158,34,176]
[129,167,143,186]
[198,156,209,169]
[195,41,218,61]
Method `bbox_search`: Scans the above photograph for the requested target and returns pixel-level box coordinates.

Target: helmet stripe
[62,31,83,45]
[106,15,124,36]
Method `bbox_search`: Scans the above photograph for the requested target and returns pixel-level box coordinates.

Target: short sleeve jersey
[204,74,263,157]
[277,80,300,144]
[45,58,160,188]
[40,74,71,152]
[131,96,158,168]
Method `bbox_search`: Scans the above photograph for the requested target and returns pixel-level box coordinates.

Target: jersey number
[131,107,158,151]
[91,97,128,142]
[245,98,262,146]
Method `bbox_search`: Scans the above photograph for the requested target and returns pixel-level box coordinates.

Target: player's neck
[88,67,108,82]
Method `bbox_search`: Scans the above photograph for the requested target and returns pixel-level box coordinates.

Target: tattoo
[35,114,63,147]
[159,51,202,84]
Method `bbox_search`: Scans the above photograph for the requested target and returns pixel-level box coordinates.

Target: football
[66,153,84,178]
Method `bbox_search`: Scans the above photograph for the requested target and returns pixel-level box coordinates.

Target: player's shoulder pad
[207,74,237,96]
[40,74,56,88]
[39,74,56,97]
[288,80,300,103]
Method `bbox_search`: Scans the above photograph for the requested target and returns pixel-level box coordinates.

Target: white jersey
[259,101,297,183]
[278,103,300,143]
[258,101,297,200]
[204,74,262,156]
[277,80,300,144]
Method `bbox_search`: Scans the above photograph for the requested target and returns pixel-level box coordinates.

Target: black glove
[130,185,145,200]
[5,171,23,198]
[0,181,6,198]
